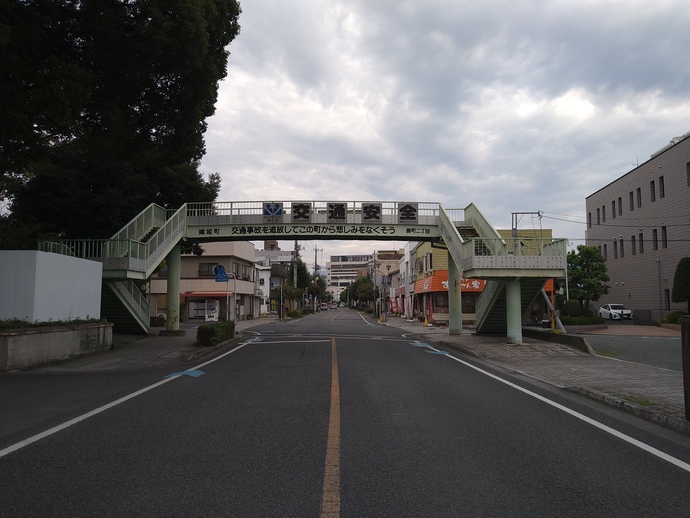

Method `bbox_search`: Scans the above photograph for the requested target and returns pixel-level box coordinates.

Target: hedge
[196,321,236,347]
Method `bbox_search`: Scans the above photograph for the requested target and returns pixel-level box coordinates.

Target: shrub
[561,299,581,317]
[196,321,235,347]
[663,311,685,325]
[287,309,303,318]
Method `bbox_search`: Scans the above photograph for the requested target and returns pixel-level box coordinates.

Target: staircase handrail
[474,279,504,330]
[138,204,189,277]
[438,205,466,269]
[109,204,169,242]
[111,280,150,326]
[463,203,507,256]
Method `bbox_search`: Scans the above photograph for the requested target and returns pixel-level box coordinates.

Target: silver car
[598,303,632,320]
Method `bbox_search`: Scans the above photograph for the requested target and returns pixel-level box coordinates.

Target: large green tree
[567,245,610,312]
[671,257,690,314]
[0,0,240,247]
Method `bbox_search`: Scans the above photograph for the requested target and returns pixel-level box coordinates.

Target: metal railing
[474,279,504,329]
[110,204,169,241]
[185,200,442,224]
[110,280,150,325]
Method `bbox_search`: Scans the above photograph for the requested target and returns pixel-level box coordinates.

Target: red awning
[181,292,233,298]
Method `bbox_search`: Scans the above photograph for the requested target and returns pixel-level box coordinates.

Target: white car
[598,303,632,320]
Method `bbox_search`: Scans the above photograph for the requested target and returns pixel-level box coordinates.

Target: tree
[287,259,313,291]
[567,245,610,313]
[0,0,241,248]
[671,257,690,314]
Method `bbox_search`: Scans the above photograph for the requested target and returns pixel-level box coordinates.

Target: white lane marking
[357,312,378,326]
[433,345,690,474]
[0,341,252,459]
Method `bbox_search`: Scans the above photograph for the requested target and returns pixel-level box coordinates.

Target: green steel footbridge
[39,200,568,344]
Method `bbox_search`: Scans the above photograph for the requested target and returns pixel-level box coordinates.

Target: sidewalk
[379,316,689,436]
[32,312,689,436]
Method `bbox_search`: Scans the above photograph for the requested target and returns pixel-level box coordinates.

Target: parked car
[598,303,632,320]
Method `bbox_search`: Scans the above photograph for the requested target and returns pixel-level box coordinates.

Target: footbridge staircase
[439,203,567,340]
[40,204,187,334]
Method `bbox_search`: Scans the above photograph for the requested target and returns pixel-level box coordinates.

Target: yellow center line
[320,337,341,517]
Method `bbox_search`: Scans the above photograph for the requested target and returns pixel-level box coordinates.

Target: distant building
[326,254,372,300]
[585,131,690,319]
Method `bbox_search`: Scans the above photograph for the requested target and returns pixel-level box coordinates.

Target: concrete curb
[183,331,248,362]
[568,387,690,436]
[522,329,596,355]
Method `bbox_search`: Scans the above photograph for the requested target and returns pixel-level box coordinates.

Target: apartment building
[585,131,690,318]
[149,241,259,322]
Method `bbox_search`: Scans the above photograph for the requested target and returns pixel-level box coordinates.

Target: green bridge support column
[166,242,181,332]
[448,254,463,335]
[506,279,523,345]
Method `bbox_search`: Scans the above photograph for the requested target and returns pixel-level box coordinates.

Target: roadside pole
[682,316,689,420]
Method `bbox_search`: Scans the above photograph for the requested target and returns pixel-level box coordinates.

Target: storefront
[412,272,486,324]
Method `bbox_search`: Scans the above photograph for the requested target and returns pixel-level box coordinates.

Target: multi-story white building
[585,131,690,319]
[326,254,371,300]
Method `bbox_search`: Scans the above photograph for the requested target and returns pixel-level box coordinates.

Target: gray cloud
[201,0,690,262]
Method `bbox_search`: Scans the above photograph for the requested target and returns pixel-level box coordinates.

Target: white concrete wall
[0,251,102,322]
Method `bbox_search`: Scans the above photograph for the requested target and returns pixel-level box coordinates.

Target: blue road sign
[213,264,229,282]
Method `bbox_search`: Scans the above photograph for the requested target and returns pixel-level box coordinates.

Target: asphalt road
[2,310,690,516]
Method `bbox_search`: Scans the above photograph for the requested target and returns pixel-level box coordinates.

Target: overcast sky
[199,0,690,269]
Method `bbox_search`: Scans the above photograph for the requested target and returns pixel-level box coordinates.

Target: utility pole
[294,240,300,287]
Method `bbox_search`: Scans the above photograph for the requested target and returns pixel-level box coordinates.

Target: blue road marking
[424,350,449,355]
[410,342,430,347]
[164,370,205,379]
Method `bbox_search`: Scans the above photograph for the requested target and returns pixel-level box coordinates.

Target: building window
[653,229,658,250]
[602,205,606,223]
[199,263,217,276]
[638,233,644,254]
[596,208,600,225]
[659,176,665,198]
[636,187,642,208]
[612,200,616,219]
[650,180,656,202]
[232,262,239,276]
[687,163,690,186]
[629,191,634,211]
[619,238,624,258]
[664,289,671,311]
[603,244,607,261]
[613,240,618,259]
[661,226,668,248]
[631,235,636,255]
[587,212,592,228]
[618,197,622,216]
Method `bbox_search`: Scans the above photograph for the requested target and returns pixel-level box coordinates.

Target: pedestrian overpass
[39,200,568,344]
